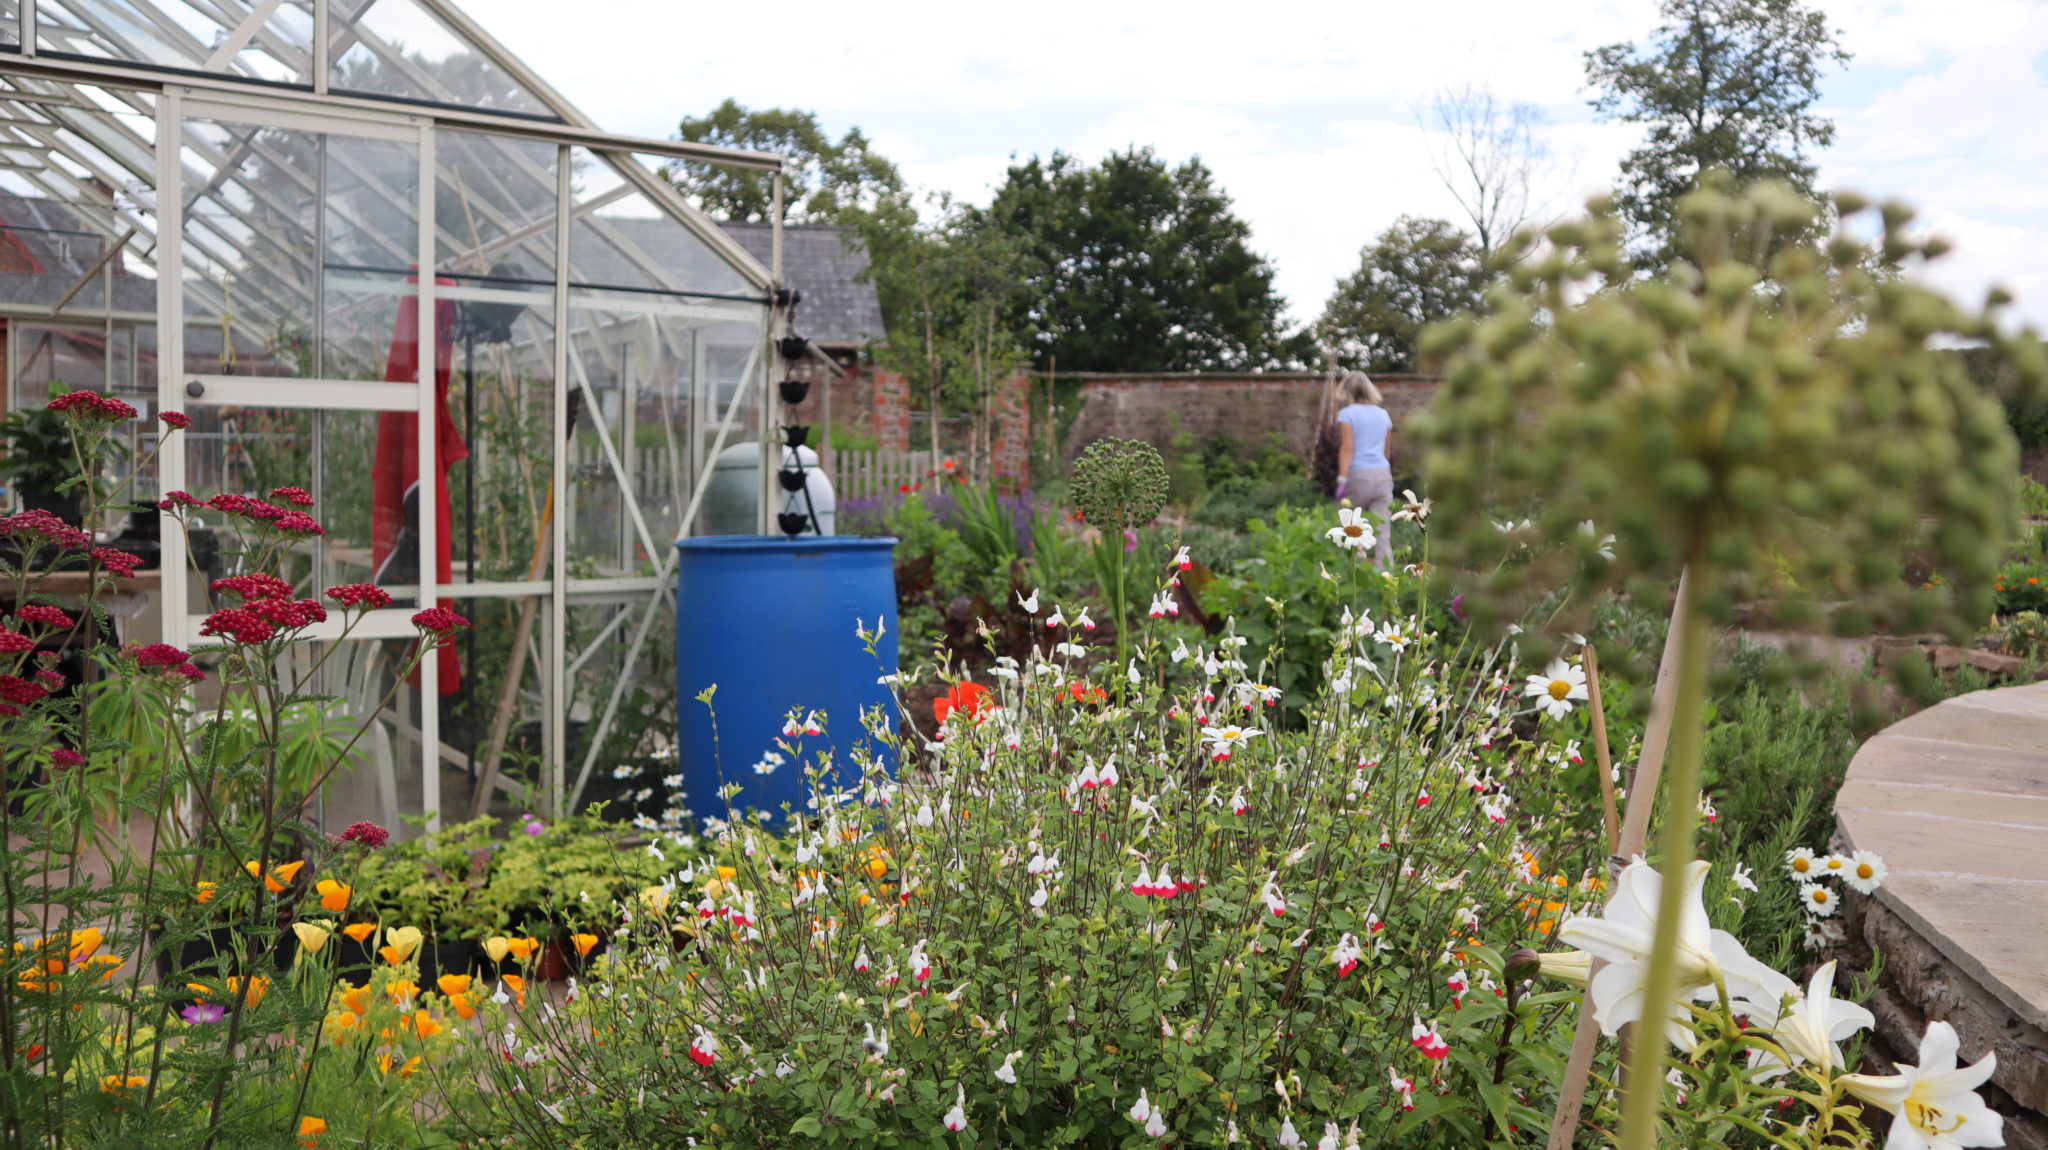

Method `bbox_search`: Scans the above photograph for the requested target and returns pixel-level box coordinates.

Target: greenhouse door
[154,87,454,832]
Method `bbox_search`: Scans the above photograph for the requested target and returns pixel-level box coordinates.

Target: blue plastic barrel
[673,535,899,822]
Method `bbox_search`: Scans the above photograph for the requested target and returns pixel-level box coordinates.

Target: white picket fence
[826,449,938,502]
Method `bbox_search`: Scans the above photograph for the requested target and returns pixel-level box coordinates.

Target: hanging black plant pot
[777,512,810,536]
[777,335,810,361]
[782,425,809,448]
[778,378,811,406]
[777,467,807,492]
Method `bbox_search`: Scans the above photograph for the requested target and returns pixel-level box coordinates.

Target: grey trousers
[1345,466,1395,565]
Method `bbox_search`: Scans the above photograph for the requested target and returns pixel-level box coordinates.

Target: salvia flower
[1409,1016,1450,1059]
[1387,1067,1415,1111]
[942,1084,968,1132]
[1331,932,1363,978]
[688,1028,718,1067]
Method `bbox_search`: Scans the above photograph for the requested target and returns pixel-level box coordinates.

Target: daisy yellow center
[1343,524,1364,537]
[1221,731,1241,741]
[1548,680,1572,701]
[1811,889,1830,905]
[1857,863,1874,878]
[1792,858,1811,873]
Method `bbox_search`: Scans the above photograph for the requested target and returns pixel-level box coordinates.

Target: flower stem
[1617,567,1712,1150]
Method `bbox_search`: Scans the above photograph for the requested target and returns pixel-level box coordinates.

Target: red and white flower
[1202,725,1261,760]
[1262,881,1287,917]
[1410,1017,1450,1058]
[1331,932,1363,978]
[1387,1067,1416,1110]
[688,1029,718,1067]
[942,1084,968,1132]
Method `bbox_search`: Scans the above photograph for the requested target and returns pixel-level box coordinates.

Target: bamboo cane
[1543,568,1690,1150]
[466,492,554,821]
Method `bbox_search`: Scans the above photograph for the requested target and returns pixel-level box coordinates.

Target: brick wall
[1056,372,1441,463]
[988,369,1032,489]
[870,370,913,452]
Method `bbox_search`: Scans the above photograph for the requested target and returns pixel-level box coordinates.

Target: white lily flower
[1555,858,1794,1050]
[1758,960,1874,1076]
[1841,1020,2001,1150]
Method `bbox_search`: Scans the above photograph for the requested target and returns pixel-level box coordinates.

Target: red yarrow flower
[48,389,137,422]
[50,748,84,769]
[269,486,314,507]
[325,583,393,610]
[0,675,49,706]
[16,605,73,629]
[274,512,323,536]
[158,491,200,511]
[410,607,470,635]
[0,630,33,654]
[246,598,327,630]
[198,608,275,645]
[159,411,192,430]
[92,548,143,578]
[127,643,191,670]
[212,573,293,602]
[0,510,91,551]
[339,821,390,850]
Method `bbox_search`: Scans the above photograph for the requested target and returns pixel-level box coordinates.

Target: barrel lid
[676,535,897,552]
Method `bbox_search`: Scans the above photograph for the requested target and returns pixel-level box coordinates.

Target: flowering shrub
[445,553,1667,1148]
[0,390,471,1147]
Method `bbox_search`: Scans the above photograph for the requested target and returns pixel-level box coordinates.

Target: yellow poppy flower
[483,936,511,964]
[292,922,332,955]
[379,926,423,966]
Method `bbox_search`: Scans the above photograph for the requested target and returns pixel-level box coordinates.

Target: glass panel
[36,0,314,83]
[436,591,552,822]
[177,114,419,386]
[329,0,550,116]
[1,1,17,47]
[563,595,675,826]
[567,150,757,299]
[283,634,433,839]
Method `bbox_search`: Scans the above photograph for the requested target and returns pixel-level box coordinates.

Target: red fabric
[371,277,465,695]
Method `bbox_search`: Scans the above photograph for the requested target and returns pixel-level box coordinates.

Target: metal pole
[548,144,570,818]
[155,87,185,648]
[416,119,441,831]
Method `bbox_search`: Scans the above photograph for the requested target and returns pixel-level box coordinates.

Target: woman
[1332,371,1394,565]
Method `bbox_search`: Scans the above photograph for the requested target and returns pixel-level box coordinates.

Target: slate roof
[717,222,884,350]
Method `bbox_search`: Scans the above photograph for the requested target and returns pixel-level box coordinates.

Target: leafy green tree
[1585,0,1850,264]
[1314,217,1490,373]
[985,148,1304,372]
[662,99,904,223]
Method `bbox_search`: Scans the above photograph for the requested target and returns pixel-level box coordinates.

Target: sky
[476,0,2048,334]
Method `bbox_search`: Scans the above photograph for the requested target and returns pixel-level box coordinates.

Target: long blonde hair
[1340,370,1382,406]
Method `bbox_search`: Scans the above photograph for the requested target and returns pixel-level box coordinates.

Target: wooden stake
[467,492,555,820]
[1542,568,1691,1150]
[1584,644,1620,854]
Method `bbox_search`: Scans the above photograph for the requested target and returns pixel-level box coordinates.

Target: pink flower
[273,512,323,536]
[50,748,85,769]
[0,630,32,654]
[269,486,314,507]
[159,411,192,430]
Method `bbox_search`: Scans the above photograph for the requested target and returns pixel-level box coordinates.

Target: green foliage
[0,383,121,496]
[986,148,1307,372]
[1191,474,1325,529]
[662,99,904,224]
[1315,217,1492,373]
[952,468,1022,577]
[1998,610,2048,658]
[1994,560,2048,615]
[352,817,503,939]
[2019,475,2048,518]
[1584,0,1850,265]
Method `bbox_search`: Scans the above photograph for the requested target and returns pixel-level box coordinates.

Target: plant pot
[777,335,811,361]
[20,489,83,528]
[782,424,809,449]
[777,467,808,492]
[534,939,574,981]
[416,938,484,986]
[778,378,811,405]
[777,512,811,537]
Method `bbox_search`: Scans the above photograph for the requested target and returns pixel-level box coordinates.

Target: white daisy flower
[1785,847,1820,881]
[1523,659,1588,720]
[1843,850,1887,895]
[1325,507,1376,551]
[1798,883,1839,919]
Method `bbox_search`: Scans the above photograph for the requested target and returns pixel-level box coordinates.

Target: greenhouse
[0,0,792,833]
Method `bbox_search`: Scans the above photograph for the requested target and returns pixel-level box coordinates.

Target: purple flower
[523,816,546,836]
[181,1003,226,1024]
[1449,593,1467,621]
[1123,529,1138,553]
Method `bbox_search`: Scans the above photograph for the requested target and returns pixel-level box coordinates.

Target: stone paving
[1836,681,2048,1149]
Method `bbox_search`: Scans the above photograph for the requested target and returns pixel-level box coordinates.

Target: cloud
[476,0,2048,328]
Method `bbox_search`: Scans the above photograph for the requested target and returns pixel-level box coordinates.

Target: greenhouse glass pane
[35,0,313,83]
[328,0,550,117]
[565,150,760,301]
[1,2,16,47]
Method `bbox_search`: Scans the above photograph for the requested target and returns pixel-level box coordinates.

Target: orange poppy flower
[244,859,306,893]
[316,879,351,913]
[385,979,419,1008]
[500,973,528,1008]
[505,937,540,962]
[195,881,218,903]
[437,974,472,998]
[411,1010,442,1039]
[571,932,599,958]
[297,1116,327,1146]
[342,923,376,944]
[933,682,992,725]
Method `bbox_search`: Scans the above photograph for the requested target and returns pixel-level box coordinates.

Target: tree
[984,148,1303,373]
[662,99,904,223]
[1421,85,1550,258]
[1584,0,1849,263]
[1314,218,1489,374]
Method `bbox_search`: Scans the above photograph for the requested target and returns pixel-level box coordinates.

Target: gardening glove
[1334,475,1348,500]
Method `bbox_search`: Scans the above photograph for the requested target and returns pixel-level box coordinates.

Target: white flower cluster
[1784,846,1886,950]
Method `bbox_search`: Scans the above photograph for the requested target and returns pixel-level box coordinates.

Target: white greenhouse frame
[0,0,796,832]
